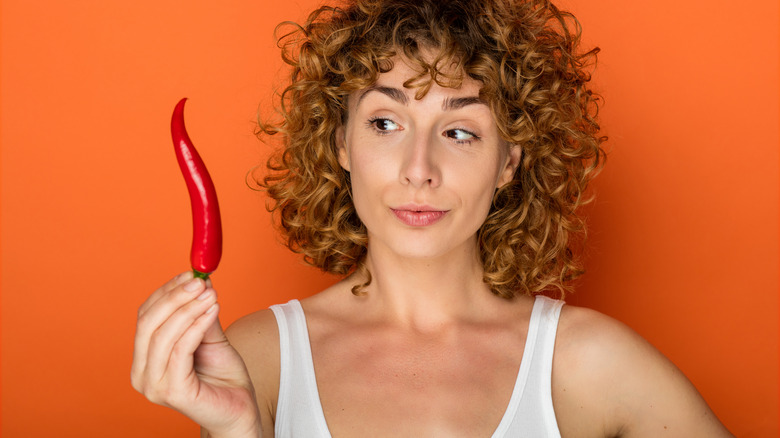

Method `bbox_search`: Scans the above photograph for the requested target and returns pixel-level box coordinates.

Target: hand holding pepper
[131,272,262,437]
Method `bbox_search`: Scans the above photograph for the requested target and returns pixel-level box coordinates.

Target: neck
[349,237,503,331]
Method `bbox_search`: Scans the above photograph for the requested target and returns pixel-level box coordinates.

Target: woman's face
[337,57,520,261]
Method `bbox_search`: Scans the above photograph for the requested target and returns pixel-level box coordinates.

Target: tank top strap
[270,299,332,437]
[492,295,564,437]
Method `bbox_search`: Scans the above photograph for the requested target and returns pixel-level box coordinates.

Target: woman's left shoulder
[552,303,658,409]
[555,303,645,355]
[551,303,734,437]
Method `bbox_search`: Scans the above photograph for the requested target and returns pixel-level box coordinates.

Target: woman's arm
[553,305,734,438]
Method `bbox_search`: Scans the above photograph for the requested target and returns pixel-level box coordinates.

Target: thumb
[201,305,228,345]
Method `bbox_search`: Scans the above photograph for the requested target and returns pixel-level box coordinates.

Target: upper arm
[224,309,281,438]
[552,305,733,438]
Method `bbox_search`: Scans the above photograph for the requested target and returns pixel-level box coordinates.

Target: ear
[335,125,350,172]
[497,143,521,188]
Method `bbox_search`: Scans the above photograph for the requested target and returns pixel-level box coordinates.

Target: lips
[390,205,449,227]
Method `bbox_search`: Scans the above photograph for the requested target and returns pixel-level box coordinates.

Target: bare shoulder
[226,307,280,359]
[552,304,733,438]
[225,308,280,437]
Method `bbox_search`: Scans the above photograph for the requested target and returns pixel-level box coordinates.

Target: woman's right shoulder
[226,307,280,359]
[225,308,281,431]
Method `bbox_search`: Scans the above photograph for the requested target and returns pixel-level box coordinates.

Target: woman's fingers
[136,277,206,347]
[138,271,193,316]
[132,276,213,396]
[140,287,218,397]
[133,277,202,374]
[167,303,221,399]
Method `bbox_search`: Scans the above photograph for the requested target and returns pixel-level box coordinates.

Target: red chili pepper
[171,98,222,279]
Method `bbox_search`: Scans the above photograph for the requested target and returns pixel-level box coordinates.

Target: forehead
[350,55,484,108]
[384,55,478,87]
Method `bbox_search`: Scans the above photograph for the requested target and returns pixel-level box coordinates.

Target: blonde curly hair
[258,0,605,298]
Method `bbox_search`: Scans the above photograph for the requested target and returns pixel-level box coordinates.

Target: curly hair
[257,0,605,299]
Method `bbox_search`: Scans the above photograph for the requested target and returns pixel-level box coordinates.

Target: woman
[132,0,734,436]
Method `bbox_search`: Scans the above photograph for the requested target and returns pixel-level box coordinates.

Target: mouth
[390,205,449,227]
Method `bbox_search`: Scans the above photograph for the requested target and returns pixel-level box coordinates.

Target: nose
[399,131,442,188]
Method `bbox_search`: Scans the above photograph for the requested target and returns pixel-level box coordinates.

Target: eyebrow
[356,85,487,111]
[357,86,409,107]
[441,96,487,111]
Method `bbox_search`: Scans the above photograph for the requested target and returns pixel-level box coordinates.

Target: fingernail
[184,279,202,292]
[197,290,213,301]
[205,303,218,314]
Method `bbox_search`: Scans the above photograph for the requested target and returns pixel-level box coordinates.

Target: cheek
[460,177,497,225]
[458,157,504,200]
[455,157,508,230]
[346,148,393,216]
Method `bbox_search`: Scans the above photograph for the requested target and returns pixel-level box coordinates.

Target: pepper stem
[192,269,211,280]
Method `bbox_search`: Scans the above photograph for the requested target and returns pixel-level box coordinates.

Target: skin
[131,56,734,437]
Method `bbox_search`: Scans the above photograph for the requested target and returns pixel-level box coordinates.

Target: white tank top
[270,295,564,437]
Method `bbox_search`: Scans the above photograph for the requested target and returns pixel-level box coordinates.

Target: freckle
[664,426,668,430]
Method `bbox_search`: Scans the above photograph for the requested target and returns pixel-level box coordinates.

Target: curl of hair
[257,0,606,299]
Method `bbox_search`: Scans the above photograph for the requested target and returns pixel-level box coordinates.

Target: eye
[367,117,401,134]
[444,128,480,144]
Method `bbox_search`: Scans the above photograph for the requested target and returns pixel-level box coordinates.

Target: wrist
[203,412,262,438]
[204,422,261,438]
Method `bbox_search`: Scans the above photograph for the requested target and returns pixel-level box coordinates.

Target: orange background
[1,0,777,436]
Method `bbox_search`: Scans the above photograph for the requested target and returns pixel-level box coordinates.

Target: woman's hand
[131,272,262,438]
